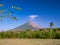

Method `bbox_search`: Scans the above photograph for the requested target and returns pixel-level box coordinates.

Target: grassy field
[0,39,60,45]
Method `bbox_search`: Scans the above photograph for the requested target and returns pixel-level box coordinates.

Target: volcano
[12,21,43,30]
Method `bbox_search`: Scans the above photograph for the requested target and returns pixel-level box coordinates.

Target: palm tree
[50,22,54,38]
[50,22,54,29]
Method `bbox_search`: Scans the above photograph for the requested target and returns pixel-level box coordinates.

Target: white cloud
[29,15,38,20]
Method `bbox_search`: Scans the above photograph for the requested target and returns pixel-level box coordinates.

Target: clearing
[0,39,60,45]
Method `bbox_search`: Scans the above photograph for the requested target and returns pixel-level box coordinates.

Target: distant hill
[12,21,43,30]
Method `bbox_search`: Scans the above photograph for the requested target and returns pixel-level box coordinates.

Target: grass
[0,39,60,45]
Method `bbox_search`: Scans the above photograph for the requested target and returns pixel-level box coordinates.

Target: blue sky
[0,0,60,31]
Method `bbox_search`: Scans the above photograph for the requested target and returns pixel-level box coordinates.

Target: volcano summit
[12,21,43,30]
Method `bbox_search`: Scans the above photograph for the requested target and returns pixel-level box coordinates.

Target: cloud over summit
[29,15,38,20]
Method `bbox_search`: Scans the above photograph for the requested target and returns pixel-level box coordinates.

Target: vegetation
[50,22,54,38]
[0,39,60,45]
[0,28,60,39]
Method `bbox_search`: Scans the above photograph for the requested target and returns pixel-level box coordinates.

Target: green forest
[0,28,60,39]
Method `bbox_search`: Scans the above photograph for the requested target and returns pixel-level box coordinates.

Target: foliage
[0,28,60,39]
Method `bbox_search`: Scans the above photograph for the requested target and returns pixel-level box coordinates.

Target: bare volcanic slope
[12,21,43,30]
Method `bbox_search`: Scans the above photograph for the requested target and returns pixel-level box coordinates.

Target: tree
[0,4,22,22]
[50,22,54,38]
[50,22,54,29]
[26,29,31,32]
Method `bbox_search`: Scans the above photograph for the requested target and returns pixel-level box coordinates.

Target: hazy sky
[0,0,60,31]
